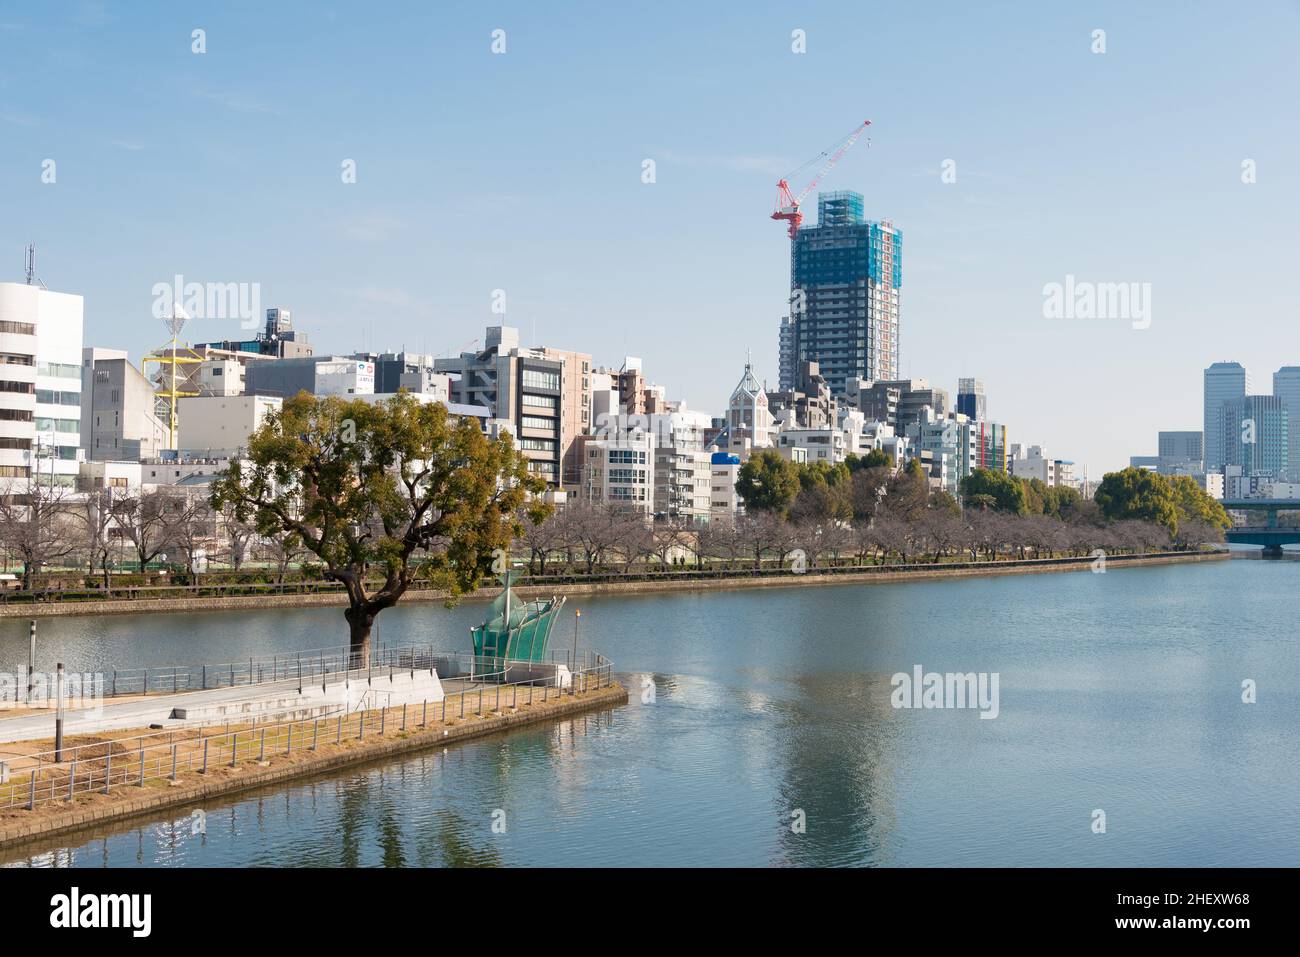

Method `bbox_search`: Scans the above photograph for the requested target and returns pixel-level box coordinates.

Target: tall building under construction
[779,191,901,395]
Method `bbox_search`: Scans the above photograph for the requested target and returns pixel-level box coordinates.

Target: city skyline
[4,1,1299,472]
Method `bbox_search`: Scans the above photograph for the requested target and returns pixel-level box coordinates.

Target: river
[1,556,1296,867]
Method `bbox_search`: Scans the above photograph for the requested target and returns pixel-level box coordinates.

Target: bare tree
[0,480,77,589]
[110,489,176,570]
[165,494,218,578]
[72,487,119,590]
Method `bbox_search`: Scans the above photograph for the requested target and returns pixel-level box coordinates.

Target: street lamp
[572,608,581,671]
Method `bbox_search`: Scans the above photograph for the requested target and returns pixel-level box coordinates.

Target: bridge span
[1222,499,1300,556]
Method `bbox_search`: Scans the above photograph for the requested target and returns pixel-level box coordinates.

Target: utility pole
[54,662,65,762]
[26,620,35,706]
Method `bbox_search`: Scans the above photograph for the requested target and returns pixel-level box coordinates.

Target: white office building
[0,281,84,490]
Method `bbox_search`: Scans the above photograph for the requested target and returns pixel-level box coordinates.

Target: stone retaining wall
[0,682,627,850]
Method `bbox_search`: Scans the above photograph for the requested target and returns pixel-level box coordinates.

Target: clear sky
[3,1,1298,472]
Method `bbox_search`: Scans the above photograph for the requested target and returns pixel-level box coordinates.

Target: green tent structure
[471,570,566,673]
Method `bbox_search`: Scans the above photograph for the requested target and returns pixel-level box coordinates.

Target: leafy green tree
[1094,467,1179,533]
[959,468,1027,514]
[847,448,893,472]
[211,392,547,660]
[1168,475,1231,530]
[736,449,801,515]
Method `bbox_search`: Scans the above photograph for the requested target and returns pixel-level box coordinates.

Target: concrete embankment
[0,681,627,850]
[0,550,1230,619]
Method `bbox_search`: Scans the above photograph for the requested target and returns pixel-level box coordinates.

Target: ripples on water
[2,559,1297,867]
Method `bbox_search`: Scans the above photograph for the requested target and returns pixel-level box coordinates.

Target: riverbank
[0,680,626,850]
[0,549,1229,619]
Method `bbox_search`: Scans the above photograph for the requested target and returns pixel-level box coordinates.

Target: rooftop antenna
[23,244,45,289]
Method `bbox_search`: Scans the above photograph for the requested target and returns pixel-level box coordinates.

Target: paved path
[0,667,464,746]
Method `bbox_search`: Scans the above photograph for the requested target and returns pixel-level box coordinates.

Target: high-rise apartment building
[435,326,591,488]
[1203,361,1248,473]
[0,281,84,489]
[786,191,901,396]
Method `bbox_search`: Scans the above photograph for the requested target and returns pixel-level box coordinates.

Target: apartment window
[0,380,35,394]
[0,353,33,366]
[0,409,32,422]
[520,415,555,430]
[0,466,30,478]
[37,362,80,378]
[0,322,36,336]
[521,369,560,390]
[0,437,31,450]
[521,393,558,410]
[35,389,81,406]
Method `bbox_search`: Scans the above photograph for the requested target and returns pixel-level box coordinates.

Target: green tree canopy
[959,468,1028,514]
[211,392,547,658]
[735,449,802,515]
[1094,467,1179,533]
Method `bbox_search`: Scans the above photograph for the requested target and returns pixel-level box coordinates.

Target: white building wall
[0,282,83,489]
[177,394,281,456]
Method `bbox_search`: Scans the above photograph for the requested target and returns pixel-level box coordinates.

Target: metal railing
[0,658,616,812]
[1,641,598,706]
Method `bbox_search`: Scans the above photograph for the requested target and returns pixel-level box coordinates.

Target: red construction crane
[771,120,872,239]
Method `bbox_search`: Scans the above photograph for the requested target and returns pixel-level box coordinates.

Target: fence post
[68,760,76,801]
[171,744,177,781]
[442,697,447,722]
[380,707,386,735]
[259,729,266,762]
[202,665,207,690]
[460,692,464,719]
[28,772,36,810]
[478,688,483,715]
[401,703,407,732]
[421,700,427,728]
[529,684,534,706]
[103,750,111,793]
[286,724,293,754]
[137,748,146,787]
[337,714,343,744]
[202,738,209,774]
[229,733,237,767]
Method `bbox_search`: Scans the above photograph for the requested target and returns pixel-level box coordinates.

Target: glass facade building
[786,191,901,397]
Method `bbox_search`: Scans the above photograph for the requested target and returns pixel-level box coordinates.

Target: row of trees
[0,393,1235,661]
[512,492,1222,576]
[0,482,312,589]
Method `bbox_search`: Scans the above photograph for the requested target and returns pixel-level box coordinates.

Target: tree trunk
[344,604,372,667]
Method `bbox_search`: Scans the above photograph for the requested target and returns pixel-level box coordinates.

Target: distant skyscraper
[1203,361,1248,473]
[1223,394,1288,479]
[786,191,901,396]
[1272,366,1300,480]
[957,378,987,421]
[1157,431,1203,473]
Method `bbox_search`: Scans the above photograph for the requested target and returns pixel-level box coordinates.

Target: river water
[2,557,1296,867]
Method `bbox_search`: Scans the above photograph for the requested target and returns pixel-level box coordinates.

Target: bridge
[1222,499,1300,556]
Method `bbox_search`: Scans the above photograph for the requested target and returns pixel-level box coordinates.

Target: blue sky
[3,0,1298,472]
